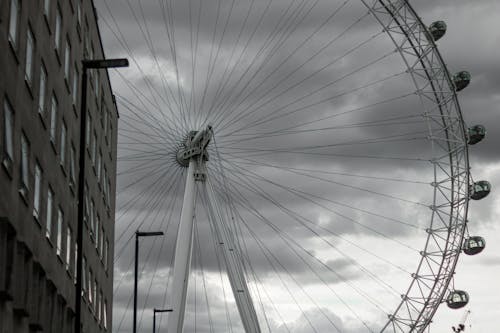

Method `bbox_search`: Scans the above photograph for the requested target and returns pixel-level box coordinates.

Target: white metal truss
[362,1,470,332]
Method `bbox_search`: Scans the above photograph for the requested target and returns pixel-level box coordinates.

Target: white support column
[204,176,262,333]
[168,159,198,333]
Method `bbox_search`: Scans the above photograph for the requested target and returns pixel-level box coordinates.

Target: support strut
[167,159,198,333]
[169,126,261,332]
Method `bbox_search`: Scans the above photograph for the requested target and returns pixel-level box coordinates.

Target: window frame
[64,37,71,81]
[54,5,62,52]
[19,132,30,197]
[72,63,79,105]
[56,207,64,257]
[25,25,35,86]
[50,93,58,144]
[44,0,50,17]
[90,199,95,239]
[100,226,104,260]
[95,214,99,251]
[96,150,102,182]
[69,143,76,186]
[88,269,93,304]
[38,62,48,115]
[66,226,72,271]
[91,132,97,166]
[60,121,67,168]
[33,162,43,220]
[82,255,88,294]
[103,299,108,329]
[3,99,15,170]
[85,114,91,147]
[46,186,54,240]
[104,239,109,271]
[8,0,20,49]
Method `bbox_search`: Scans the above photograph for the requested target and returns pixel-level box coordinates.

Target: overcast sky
[95,1,500,332]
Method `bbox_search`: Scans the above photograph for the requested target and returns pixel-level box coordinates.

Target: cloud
[93,0,500,332]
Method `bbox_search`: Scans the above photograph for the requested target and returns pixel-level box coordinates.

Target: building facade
[0,0,118,332]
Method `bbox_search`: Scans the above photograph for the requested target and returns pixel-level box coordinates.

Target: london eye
[100,1,490,332]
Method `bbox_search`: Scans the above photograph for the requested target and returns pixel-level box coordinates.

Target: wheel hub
[176,125,213,167]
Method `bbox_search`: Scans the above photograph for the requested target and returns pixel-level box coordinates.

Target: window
[76,2,81,29]
[103,108,109,136]
[98,290,103,322]
[64,39,71,80]
[107,179,111,205]
[96,151,102,181]
[91,132,97,165]
[33,163,42,219]
[44,0,50,17]
[45,284,56,332]
[8,0,20,48]
[50,94,57,142]
[109,121,113,148]
[84,20,89,58]
[3,100,14,164]
[38,63,47,114]
[84,183,90,224]
[72,64,78,104]
[66,226,72,271]
[94,279,98,312]
[88,269,93,304]
[100,227,104,259]
[85,114,91,146]
[95,72,99,98]
[56,208,63,257]
[104,239,109,271]
[46,187,54,239]
[95,214,99,251]
[103,300,108,329]
[82,256,87,293]
[20,133,29,194]
[74,243,78,282]
[25,26,35,85]
[103,166,108,201]
[70,144,76,185]
[90,199,95,238]
[55,6,62,51]
[60,122,66,166]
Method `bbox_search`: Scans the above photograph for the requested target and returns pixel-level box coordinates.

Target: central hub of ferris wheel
[176,125,213,168]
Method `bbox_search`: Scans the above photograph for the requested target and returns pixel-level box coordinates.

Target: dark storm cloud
[418,0,500,164]
[93,0,499,332]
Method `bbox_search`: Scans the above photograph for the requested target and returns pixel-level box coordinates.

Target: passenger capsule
[453,71,471,91]
[468,125,486,145]
[428,21,447,41]
[447,290,469,309]
[463,236,486,255]
[469,180,491,200]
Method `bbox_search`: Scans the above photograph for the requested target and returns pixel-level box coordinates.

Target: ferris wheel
[101,0,490,332]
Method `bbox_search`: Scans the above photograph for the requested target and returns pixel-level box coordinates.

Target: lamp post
[75,58,128,333]
[134,231,165,333]
[153,308,173,333]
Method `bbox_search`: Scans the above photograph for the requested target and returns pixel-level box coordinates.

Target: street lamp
[153,308,173,333]
[75,58,129,333]
[134,231,165,333]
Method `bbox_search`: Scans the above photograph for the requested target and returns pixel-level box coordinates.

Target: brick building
[0,0,118,332]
